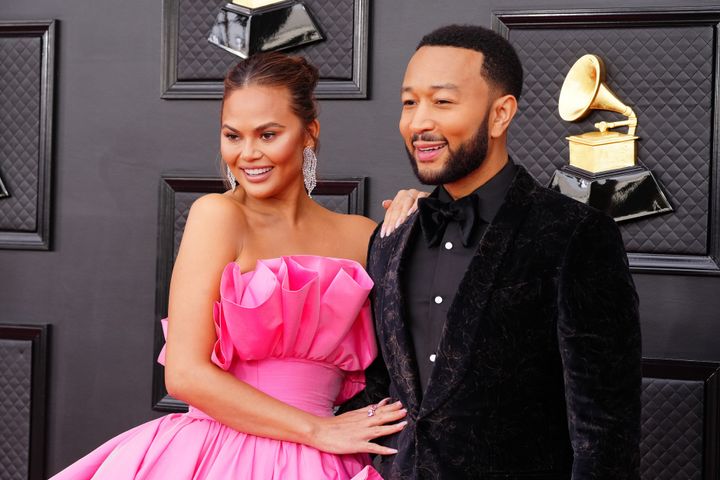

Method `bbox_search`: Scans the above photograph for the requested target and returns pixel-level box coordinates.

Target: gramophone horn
[558,54,635,122]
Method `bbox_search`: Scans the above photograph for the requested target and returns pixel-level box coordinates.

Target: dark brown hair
[223,52,320,144]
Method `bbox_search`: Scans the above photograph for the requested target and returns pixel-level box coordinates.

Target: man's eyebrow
[401,83,459,93]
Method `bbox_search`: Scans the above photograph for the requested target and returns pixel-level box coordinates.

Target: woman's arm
[164,194,405,455]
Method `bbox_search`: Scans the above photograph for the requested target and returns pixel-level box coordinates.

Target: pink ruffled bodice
[161,255,377,416]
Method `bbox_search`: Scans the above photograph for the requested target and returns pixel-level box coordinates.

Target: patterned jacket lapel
[376,216,423,409]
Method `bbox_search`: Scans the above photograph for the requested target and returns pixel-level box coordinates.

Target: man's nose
[409,103,435,133]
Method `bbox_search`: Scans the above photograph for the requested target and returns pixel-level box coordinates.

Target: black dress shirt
[402,160,517,391]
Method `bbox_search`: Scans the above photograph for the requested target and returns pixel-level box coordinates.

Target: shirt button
[434,296,443,304]
[429,353,437,362]
[444,241,453,250]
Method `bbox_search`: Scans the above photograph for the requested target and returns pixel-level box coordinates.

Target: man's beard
[405,114,489,186]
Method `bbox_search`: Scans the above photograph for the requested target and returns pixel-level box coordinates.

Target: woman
[51,53,410,479]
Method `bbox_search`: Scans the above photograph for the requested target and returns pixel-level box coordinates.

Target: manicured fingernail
[388,448,398,454]
[395,220,401,229]
[399,421,408,426]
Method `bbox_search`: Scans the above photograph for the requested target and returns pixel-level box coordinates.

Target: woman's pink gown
[51,255,382,479]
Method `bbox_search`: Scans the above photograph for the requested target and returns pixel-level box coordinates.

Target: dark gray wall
[1,0,719,475]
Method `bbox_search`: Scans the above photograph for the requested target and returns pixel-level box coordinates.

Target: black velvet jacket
[356,166,641,479]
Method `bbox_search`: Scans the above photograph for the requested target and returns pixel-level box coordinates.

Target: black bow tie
[417,193,479,247]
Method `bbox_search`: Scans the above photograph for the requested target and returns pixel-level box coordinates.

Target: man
[360,25,641,479]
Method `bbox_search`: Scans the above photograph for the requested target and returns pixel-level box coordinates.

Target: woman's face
[221,84,312,199]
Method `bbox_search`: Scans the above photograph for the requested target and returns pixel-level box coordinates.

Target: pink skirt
[50,411,382,480]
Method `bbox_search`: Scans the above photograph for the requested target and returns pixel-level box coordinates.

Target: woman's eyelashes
[260,131,277,141]
[223,131,277,142]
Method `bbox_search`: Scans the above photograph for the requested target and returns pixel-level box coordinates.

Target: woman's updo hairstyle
[223,52,320,146]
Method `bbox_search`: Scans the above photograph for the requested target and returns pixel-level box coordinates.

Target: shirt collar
[432,159,518,224]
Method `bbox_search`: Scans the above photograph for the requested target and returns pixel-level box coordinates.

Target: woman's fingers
[372,407,407,425]
[358,400,401,419]
[362,421,408,454]
[380,189,429,238]
[380,190,414,238]
[365,442,399,455]
[409,191,429,215]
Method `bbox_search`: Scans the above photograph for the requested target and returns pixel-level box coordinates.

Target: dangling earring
[226,164,237,191]
[302,146,317,197]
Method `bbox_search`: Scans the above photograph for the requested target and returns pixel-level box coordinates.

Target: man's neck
[444,147,509,200]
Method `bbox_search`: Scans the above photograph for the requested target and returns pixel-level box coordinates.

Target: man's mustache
[411,133,447,143]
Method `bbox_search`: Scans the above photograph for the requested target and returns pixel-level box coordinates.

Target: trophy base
[0,172,8,199]
[549,165,673,222]
[208,1,324,59]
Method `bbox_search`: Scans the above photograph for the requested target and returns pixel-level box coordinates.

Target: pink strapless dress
[51,255,382,480]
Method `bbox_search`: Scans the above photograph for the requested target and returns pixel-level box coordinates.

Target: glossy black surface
[0,171,9,198]
[549,165,673,222]
[207,2,324,59]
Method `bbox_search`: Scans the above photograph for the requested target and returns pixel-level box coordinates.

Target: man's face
[399,46,492,185]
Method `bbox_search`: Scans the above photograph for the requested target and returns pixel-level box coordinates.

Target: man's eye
[435,99,452,105]
[402,100,416,106]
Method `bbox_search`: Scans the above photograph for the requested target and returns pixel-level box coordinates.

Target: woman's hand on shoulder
[380,188,429,238]
[309,399,407,455]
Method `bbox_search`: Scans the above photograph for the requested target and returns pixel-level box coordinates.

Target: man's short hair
[417,24,523,100]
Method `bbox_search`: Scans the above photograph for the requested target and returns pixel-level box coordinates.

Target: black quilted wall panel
[0,338,32,480]
[177,0,354,81]
[641,377,704,479]
[506,26,713,255]
[0,36,42,232]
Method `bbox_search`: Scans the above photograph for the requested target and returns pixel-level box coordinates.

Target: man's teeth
[244,167,273,176]
[418,145,444,152]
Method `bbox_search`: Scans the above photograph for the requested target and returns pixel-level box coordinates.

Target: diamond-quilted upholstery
[0,36,41,232]
[176,0,354,81]
[313,194,349,213]
[0,338,32,480]
[507,26,713,254]
[640,377,703,480]
[173,191,201,257]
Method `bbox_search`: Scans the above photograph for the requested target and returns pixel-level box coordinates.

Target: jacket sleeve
[338,225,392,413]
[557,211,641,480]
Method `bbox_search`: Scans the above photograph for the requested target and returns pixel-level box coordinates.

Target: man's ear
[489,94,518,139]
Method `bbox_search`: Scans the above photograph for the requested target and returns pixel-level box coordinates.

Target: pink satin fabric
[51,256,382,480]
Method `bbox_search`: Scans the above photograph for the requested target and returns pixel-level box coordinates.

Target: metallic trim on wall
[0,324,49,480]
[0,21,56,250]
[642,358,719,479]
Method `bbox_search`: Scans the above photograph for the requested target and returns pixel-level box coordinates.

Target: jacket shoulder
[525,180,614,232]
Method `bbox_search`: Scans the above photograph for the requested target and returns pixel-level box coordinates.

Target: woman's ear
[306,119,320,149]
[489,94,518,139]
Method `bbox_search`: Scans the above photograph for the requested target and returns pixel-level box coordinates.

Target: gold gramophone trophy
[549,54,672,222]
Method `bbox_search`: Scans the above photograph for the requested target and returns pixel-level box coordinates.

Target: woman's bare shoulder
[319,210,376,264]
[181,193,246,251]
